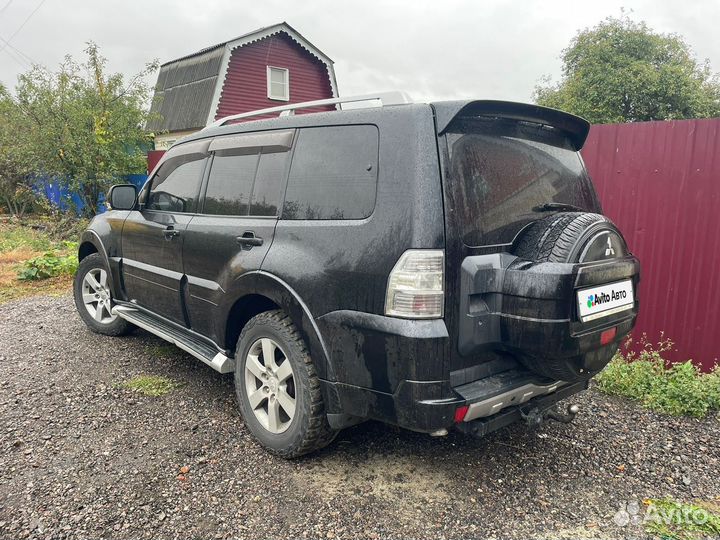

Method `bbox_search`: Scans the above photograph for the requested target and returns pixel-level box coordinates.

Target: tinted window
[282,125,378,220]
[249,151,289,216]
[446,119,599,246]
[146,154,206,213]
[203,152,259,216]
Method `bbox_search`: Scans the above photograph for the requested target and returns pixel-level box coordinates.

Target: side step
[112,305,235,374]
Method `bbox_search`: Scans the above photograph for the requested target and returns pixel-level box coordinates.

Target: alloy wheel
[244,337,296,434]
[81,268,117,324]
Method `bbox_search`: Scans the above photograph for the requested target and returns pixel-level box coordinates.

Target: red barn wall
[215,33,334,121]
[581,118,720,371]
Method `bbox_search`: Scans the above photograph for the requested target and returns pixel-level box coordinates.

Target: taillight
[385,250,444,319]
[454,405,469,423]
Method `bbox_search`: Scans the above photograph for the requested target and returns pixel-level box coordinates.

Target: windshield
[445,118,600,247]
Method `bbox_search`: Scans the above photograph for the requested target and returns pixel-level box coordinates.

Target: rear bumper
[316,301,617,433]
[455,379,589,438]
[321,372,588,433]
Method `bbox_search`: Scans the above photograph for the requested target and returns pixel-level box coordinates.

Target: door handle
[236,231,263,248]
[163,227,180,240]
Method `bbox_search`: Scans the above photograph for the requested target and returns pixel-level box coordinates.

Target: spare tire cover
[511,212,627,381]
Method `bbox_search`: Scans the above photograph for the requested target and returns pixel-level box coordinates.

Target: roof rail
[205,91,413,129]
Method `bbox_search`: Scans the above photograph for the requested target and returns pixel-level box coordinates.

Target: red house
[147,22,337,168]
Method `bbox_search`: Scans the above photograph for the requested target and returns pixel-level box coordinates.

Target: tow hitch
[521,404,580,427]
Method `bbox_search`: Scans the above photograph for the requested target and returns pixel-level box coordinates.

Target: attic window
[267,66,289,101]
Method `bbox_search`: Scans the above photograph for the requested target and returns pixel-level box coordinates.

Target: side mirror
[107,184,137,211]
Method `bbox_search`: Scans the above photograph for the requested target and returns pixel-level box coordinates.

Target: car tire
[73,253,133,336]
[513,212,625,381]
[514,212,613,263]
[234,310,337,458]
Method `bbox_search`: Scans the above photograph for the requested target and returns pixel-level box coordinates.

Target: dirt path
[1,295,718,539]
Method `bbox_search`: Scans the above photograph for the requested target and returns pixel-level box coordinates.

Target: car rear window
[282,125,378,220]
[445,118,600,246]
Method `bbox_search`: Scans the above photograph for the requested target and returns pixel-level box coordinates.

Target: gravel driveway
[1,295,718,539]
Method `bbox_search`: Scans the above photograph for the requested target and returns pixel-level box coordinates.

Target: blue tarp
[36,175,148,215]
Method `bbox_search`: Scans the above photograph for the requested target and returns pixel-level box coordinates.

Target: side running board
[112,305,235,374]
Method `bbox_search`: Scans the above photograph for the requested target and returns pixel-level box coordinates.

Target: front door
[121,140,210,324]
[182,131,294,342]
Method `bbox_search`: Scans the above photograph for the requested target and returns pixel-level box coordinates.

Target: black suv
[73,93,640,457]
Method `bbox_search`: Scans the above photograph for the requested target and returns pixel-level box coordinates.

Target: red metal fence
[581,118,720,372]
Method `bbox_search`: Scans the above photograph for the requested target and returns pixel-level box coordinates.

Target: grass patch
[644,498,720,539]
[0,222,53,253]
[0,274,72,304]
[0,220,77,303]
[121,375,182,397]
[596,337,720,418]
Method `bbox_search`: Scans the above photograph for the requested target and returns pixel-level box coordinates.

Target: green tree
[13,43,158,216]
[535,15,720,123]
[0,83,35,218]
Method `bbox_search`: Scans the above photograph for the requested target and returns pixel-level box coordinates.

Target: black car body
[74,94,640,456]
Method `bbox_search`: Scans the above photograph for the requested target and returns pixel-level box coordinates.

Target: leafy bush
[596,336,720,418]
[17,247,78,280]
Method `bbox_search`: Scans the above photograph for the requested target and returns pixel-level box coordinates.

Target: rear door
[181,130,294,343]
[121,139,209,324]
[437,109,601,376]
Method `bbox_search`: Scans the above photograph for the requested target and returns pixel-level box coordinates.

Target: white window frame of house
[267,66,290,101]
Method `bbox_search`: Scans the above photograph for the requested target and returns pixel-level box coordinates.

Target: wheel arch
[224,293,280,353]
[78,241,98,261]
[79,230,107,262]
[221,271,338,386]
[77,230,123,298]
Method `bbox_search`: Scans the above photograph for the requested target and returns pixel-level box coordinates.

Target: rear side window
[282,125,378,220]
[203,152,259,216]
[250,152,289,216]
[146,154,206,213]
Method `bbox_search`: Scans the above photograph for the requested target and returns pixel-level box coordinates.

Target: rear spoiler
[432,100,591,150]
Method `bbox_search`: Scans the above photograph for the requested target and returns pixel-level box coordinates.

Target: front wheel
[234,310,337,458]
[73,253,133,336]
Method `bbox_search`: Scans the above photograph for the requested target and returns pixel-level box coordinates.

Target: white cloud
[1,0,718,103]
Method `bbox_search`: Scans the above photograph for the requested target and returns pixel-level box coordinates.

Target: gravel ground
[1,294,718,540]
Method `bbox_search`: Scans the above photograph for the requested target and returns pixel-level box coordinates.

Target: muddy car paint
[78,99,639,437]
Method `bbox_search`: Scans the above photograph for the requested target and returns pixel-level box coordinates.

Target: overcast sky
[1,0,719,103]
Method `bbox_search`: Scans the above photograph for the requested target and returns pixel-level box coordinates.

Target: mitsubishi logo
[605,236,616,257]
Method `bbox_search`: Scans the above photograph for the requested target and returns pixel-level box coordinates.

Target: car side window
[282,125,379,220]
[146,153,207,213]
[203,151,259,216]
[249,151,290,216]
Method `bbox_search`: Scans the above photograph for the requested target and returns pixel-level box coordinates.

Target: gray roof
[147,47,224,132]
[147,22,336,134]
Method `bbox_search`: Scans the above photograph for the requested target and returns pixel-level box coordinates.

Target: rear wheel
[513,212,627,381]
[234,310,337,458]
[73,253,133,336]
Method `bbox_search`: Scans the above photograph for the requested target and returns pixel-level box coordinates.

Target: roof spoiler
[433,100,591,150]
